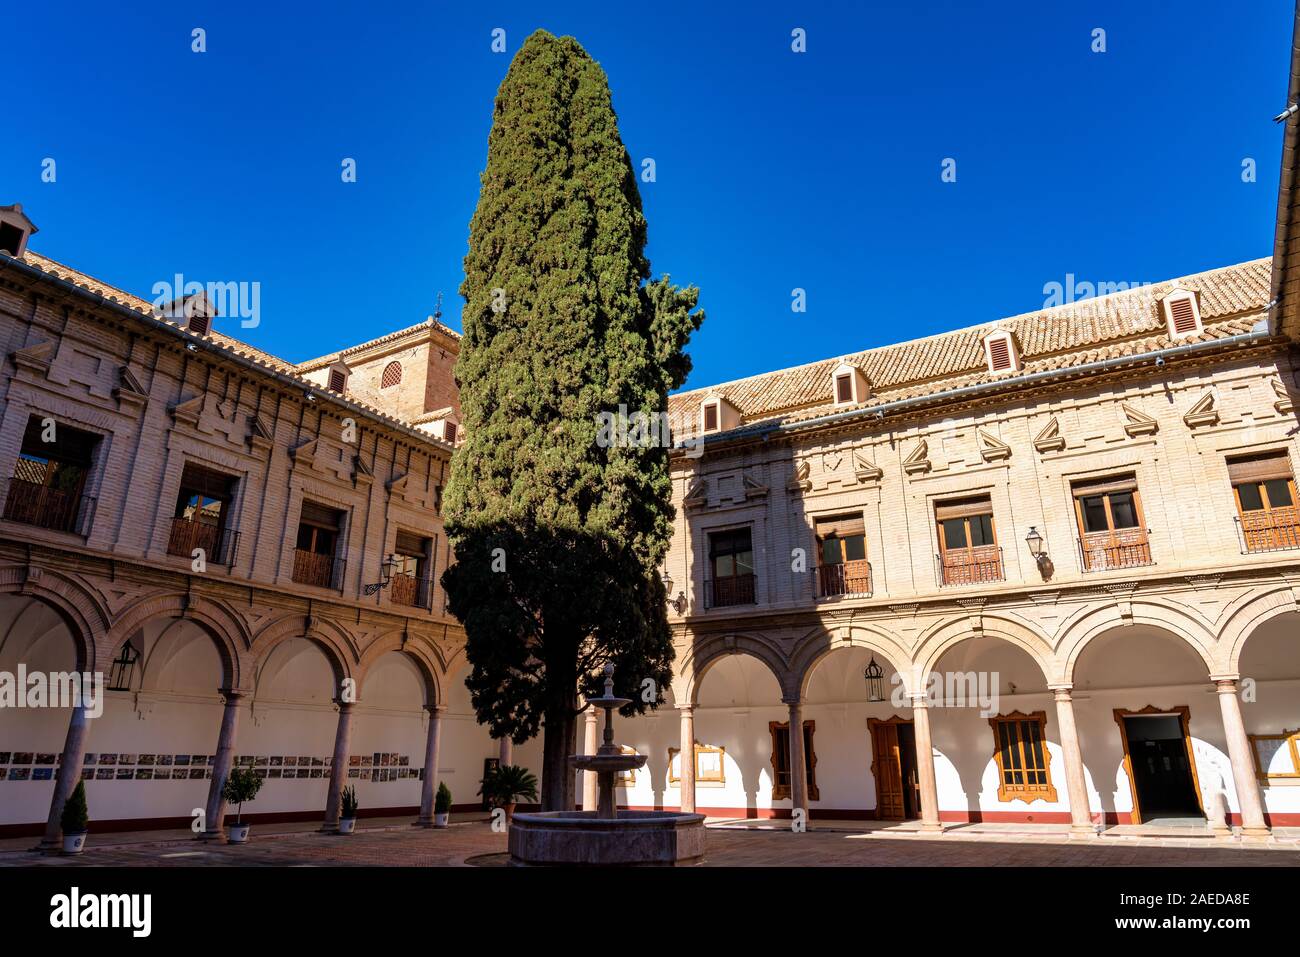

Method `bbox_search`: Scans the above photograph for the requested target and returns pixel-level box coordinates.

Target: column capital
[782,696,802,708]
[424,704,446,717]
[218,688,245,702]
[1050,685,1074,702]
[908,693,930,709]
[1211,676,1240,693]
[334,698,357,711]
[678,704,694,716]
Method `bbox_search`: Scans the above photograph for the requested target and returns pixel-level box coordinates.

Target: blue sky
[4,1,1293,391]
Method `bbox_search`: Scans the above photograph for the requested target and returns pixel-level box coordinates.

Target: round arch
[104,593,245,689]
[0,567,105,672]
[791,624,914,699]
[913,614,1054,689]
[1215,586,1300,674]
[357,635,442,707]
[1057,601,1216,685]
[250,614,357,693]
[679,634,789,706]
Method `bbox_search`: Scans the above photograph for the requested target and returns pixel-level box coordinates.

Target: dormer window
[0,204,38,258]
[984,331,1019,373]
[1162,288,1202,338]
[443,420,458,444]
[155,290,216,337]
[325,361,350,394]
[702,401,720,433]
[831,362,868,406]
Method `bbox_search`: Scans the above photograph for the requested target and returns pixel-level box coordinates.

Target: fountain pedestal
[507,665,706,866]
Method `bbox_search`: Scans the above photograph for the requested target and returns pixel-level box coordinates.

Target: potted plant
[478,764,538,824]
[222,766,263,844]
[339,785,358,835]
[60,780,89,855]
[434,782,452,828]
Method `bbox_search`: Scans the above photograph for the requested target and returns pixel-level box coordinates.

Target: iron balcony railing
[704,574,755,609]
[390,573,434,610]
[1234,509,1300,554]
[1,477,96,536]
[1077,528,1154,572]
[167,517,240,566]
[292,549,347,590]
[936,545,1004,587]
[817,559,873,598]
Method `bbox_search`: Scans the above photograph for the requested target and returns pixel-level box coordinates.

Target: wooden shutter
[703,403,719,431]
[815,514,865,538]
[300,500,340,528]
[835,373,853,403]
[1227,451,1293,484]
[444,421,457,444]
[1168,297,1198,334]
[988,337,1012,371]
[934,496,993,521]
[188,313,210,337]
[394,530,426,557]
[328,369,346,392]
[1071,473,1138,496]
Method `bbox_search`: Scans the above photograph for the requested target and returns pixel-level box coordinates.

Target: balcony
[817,559,873,598]
[292,549,346,590]
[390,573,434,610]
[167,517,239,566]
[937,545,1004,587]
[1,477,96,536]
[1235,508,1300,554]
[1078,528,1154,572]
[705,574,755,609]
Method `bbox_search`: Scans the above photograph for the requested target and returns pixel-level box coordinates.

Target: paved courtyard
[2,815,1298,867]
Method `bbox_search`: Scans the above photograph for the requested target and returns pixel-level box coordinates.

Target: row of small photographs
[347,768,423,782]
[0,767,212,781]
[0,753,60,765]
[0,753,215,767]
[235,756,330,768]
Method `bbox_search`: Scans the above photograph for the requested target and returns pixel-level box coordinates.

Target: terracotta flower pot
[503,802,516,824]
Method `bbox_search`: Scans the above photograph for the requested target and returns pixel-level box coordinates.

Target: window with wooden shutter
[381,361,402,389]
[328,369,346,393]
[188,313,210,337]
[815,514,870,596]
[443,421,457,444]
[935,495,1002,585]
[768,720,819,801]
[1072,473,1151,570]
[702,402,719,432]
[989,712,1056,802]
[1228,451,1300,552]
[835,372,853,403]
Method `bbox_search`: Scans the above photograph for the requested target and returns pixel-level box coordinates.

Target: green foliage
[478,764,540,807]
[443,28,702,810]
[435,781,453,814]
[222,766,263,824]
[340,784,359,819]
[61,780,89,834]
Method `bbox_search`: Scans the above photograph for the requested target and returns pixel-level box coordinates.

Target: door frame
[1112,705,1204,823]
[868,715,916,820]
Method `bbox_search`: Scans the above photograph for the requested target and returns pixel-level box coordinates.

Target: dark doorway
[1122,715,1202,821]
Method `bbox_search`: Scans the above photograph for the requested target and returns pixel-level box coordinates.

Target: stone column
[202,689,243,840]
[786,699,808,821]
[679,705,696,813]
[1052,686,1095,837]
[416,705,444,826]
[498,735,513,767]
[910,694,942,832]
[581,706,599,812]
[39,698,92,851]
[1214,678,1270,839]
[321,699,355,832]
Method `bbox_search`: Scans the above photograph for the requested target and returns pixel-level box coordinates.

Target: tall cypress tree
[443,30,703,810]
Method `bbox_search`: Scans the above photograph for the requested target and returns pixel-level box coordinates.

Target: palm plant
[478,764,538,810]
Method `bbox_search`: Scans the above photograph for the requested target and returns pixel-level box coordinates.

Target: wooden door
[871,723,905,819]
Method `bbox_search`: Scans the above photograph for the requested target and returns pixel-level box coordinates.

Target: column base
[198,829,226,843]
[34,839,60,854]
[1239,825,1272,843]
[414,818,434,828]
[918,822,944,833]
[1068,824,1100,839]
[319,823,340,834]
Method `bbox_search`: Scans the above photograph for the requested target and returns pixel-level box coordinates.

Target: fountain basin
[508,810,706,866]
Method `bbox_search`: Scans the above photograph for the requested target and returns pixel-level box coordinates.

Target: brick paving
[2,817,1297,867]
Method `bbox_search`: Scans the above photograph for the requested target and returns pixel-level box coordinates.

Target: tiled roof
[296,317,461,373]
[12,251,451,448]
[668,258,1272,434]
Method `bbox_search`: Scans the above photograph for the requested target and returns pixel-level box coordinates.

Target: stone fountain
[508,664,706,866]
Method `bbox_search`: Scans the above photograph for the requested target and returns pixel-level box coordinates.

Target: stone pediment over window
[113,366,148,411]
[1121,403,1159,437]
[169,394,204,428]
[352,454,373,487]
[290,437,319,469]
[903,439,931,475]
[683,476,708,509]
[743,472,768,499]
[977,429,1011,462]
[1272,378,1295,415]
[10,340,55,375]
[247,414,274,453]
[1033,416,1065,453]
[1182,391,1218,428]
[787,458,812,493]
[853,447,882,483]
